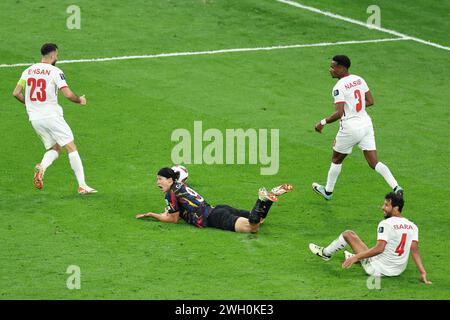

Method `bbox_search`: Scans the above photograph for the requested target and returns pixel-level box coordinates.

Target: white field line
[277,0,450,51]
[0,37,407,69]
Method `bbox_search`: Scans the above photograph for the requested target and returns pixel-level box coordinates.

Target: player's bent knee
[50,144,62,153]
[343,230,357,241]
[249,224,260,233]
[64,141,77,153]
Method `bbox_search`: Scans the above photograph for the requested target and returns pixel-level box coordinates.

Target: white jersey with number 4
[371,216,419,276]
[332,74,372,129]
[18,63,68,121]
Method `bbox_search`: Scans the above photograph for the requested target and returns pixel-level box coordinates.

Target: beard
[52,59,57,66]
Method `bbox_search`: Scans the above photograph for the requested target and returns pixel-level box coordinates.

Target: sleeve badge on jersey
[378,226,384,233]
[333,89,339,96]
[60,73,65,81]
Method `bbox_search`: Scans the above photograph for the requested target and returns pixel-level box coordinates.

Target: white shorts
[31,116,74,150]
[333,124,376,154]
[361,258,383,277]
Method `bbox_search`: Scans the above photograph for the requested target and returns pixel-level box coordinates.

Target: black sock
[249,199,273,223]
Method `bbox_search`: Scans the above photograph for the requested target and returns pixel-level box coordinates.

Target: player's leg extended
[313,151,346,200]
[247,187,281,224]
[41,144,61,170]
[65,141,97,194]
[34,144,61,189]
[364,150,403,195]
[309,230,368,261]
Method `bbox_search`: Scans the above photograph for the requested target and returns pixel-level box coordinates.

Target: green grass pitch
[0,0,449,299]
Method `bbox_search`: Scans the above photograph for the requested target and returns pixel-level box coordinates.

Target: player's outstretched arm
[136,211,180,223]
[410,241,432,284]
[60,87,87,105]
[12,84,25,104]
[315,102,345,133]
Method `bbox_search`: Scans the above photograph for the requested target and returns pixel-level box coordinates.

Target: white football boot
[309,243,331,261]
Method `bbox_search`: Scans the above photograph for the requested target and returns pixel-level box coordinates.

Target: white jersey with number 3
[332,74,372,129]
[19,63,68,121]
[371,216,419,276]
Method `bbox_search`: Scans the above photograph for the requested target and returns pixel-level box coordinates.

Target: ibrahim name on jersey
[18,63,68,121]
[332,74,372,129]
[165,182,212,228]
[370,216,419,276]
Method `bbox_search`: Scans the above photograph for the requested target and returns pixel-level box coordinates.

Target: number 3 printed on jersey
[354,89,362,112]
[28,78,47,102]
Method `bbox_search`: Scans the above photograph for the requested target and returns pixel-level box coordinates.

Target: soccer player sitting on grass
[136,167,293,233]
[309,192,431,284]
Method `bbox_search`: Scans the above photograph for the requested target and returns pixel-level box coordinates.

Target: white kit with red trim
[371,216,419,276]
[332,74,372,129]
[19,62,68,121]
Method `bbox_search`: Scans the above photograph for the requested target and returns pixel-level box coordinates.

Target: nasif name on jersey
[332,74,372,129]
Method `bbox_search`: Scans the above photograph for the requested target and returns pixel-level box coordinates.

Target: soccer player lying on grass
[136,167,293,233]
[309,192,431,284]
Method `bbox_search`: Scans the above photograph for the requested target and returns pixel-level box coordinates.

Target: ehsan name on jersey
[344,79,362,90]
[28,68,51,76]
[393,224,414,230]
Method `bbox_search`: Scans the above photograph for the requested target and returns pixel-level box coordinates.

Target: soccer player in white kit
[309,192,431,284]
[12,43,97,194]
[312,55,402,200]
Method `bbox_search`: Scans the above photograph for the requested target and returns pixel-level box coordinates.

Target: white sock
[375,162,398,189]
[325,163,342,193]
[68,151,86,187]
[41,150,59,171]
[323,234,348,257]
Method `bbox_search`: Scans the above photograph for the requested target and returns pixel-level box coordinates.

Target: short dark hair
[332,55,351,69]
[385,192,404,212]
[41,43,58,56]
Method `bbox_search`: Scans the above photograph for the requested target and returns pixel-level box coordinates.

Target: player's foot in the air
[312,182,332,200]
[344,250,355,260]
[78,185,98,195]
[309,243,331,261]
[34,163,44,189]
[394,185,404,197]
[271,184,294,197]
[258,187,278,202]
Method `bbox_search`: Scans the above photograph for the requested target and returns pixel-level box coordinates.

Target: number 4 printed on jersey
[395,233,407,256]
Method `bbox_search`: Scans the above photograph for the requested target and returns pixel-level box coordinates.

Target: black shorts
[206,205,250,232]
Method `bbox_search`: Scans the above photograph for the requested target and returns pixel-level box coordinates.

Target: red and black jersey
[165,182,212,228]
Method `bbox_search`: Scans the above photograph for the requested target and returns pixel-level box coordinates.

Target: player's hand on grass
[315,122,324,133]
[342,256,358,269]
[136,213,151,219]
[79,95,87,105]
[420,272,432,285]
